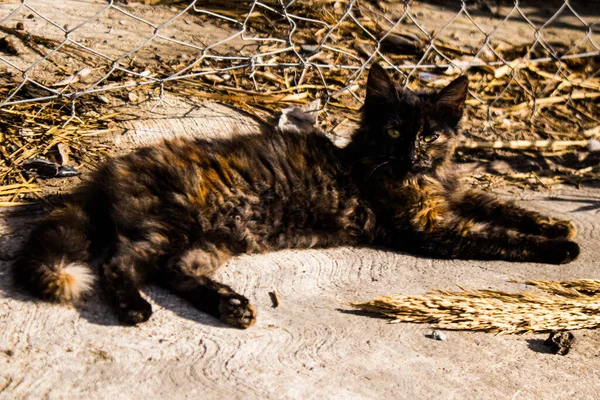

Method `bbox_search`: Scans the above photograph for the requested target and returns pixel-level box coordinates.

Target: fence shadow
[457,148,600,189]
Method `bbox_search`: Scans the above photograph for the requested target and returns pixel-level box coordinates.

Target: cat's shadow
[1,266,243,330]
[75,286,232,329]
[0,283,234,329]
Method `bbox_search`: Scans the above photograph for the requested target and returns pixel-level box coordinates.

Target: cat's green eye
[422,134,439,143]
[387,129,401,139]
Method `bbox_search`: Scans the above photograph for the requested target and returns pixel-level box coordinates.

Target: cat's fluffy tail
[13,203,94,303]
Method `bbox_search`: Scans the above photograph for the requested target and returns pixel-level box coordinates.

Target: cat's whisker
[363,160,392,185]
[347,155,389,174]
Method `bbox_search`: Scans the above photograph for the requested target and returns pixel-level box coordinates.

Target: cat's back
[78,126,372,252]
[83,127,357,231]
[92,127,339,196]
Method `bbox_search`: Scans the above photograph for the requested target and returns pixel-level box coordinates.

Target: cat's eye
[387,129,401,139]
[421,134,439,143]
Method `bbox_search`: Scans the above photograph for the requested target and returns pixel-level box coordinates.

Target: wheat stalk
[350,280,600,334]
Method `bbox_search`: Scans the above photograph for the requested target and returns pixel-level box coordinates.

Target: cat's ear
[436,76,468,125]
[437,76,468,111]
[365,64,396,106]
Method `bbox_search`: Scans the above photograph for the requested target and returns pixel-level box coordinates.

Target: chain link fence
[0,0,598,189]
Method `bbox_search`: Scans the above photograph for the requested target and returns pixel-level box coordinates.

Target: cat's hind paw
[540,240,580,265]
[219,295,257,329]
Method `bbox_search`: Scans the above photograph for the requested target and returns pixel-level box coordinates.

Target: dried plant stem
[351,280,600,334]
[583,125,600,138]
[0,201,36,207]
[459,139,589,150]
[507,91,600,113]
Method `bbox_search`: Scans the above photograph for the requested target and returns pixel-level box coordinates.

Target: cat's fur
[12,64,579,328]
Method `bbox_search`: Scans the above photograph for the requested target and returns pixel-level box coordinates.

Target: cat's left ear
[437,76,469,113]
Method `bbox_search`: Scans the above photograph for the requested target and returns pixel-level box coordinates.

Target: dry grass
[350,280,600,334]
[150,1,600,188]
[0,0,598,198]
[0,101,115,205]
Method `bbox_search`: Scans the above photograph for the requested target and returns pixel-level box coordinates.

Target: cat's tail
[13,202,94,303]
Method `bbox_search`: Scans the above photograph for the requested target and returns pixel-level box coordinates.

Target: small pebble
[429,330,447,341]
[544,331,575,355]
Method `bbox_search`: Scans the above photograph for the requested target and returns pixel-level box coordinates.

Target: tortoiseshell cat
[13,64,579,329]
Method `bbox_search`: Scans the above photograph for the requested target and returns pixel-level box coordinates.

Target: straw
[350,280,600,334]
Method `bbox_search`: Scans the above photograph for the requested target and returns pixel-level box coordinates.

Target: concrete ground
[0,0,599,398]
[0,97,599,399]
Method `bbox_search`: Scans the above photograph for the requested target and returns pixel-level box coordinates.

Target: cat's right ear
[436,75,469,126]
[365,64,396,107]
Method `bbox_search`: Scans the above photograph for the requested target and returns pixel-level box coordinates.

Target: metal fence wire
[0,0,598,143]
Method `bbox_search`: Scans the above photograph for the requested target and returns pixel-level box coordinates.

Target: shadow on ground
[456,149,600,189]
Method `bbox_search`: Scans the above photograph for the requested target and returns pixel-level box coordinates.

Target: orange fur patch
[407,177,449,232]
[412,197,446,231]
[567,222,577,239]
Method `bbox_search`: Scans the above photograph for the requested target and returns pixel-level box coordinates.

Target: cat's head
[350,64,468,176]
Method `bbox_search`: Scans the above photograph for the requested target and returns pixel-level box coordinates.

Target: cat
[12,64,579,329]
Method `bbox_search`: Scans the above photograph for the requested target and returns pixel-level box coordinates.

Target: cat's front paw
[539,240,580,265]
[538,219,577,239]
[219,295,257,329]
[116,295,153,325]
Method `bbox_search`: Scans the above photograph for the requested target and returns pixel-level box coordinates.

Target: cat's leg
[158,244,256,329]
[390,220,579,265]
[100,252,153,325]
[452,189,576,239]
